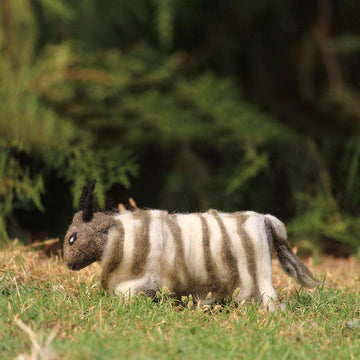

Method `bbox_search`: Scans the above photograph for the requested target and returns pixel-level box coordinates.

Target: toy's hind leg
[259,286,278,312]
[231,283,278,311]
[257,278,288,312]
[253,251,279,311]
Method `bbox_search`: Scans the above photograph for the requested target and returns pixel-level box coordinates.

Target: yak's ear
[78,180,97,222]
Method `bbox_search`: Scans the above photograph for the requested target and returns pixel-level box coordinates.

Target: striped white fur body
[64,181,322,310]
[64,206,321,310]
[100,210,288,306]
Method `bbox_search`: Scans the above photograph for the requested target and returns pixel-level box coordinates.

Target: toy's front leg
[114,277,157,299]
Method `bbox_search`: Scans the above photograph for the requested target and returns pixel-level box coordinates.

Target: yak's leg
[256,266,279,312]
[257,281,287,312]
[253,222,281,311]
[114,277,157,299]
[259,290,278,312]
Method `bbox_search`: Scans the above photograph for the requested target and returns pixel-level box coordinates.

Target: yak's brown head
[63,180,115,271]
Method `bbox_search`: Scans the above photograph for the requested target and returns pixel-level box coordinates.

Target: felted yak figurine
[63,180,321,309]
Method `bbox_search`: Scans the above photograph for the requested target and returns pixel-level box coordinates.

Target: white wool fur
[97,210,319,309]
[65,208,321,310]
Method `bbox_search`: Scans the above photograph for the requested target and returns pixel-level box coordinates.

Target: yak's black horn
[78,186,89,212]
[79,180,97,222]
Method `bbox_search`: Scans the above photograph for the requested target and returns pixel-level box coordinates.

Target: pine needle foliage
[0,1,136,241]
[1,0,360,253]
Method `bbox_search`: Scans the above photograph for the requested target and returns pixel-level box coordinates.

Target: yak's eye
[69,232,77,246]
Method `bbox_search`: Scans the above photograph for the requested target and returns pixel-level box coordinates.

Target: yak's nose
[67,262,76,270]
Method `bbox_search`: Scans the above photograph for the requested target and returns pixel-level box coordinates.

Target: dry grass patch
[0,239,101,293]
[1,240,360,360]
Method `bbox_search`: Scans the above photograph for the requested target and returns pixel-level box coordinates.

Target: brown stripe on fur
[163,214,193,293]
[131,212,151,277]
[235,213,260,300]
[199,214,221,293]
[100,221,125,290]
[211,210,241,293]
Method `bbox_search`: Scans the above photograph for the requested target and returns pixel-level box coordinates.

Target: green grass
[1,247,360,359]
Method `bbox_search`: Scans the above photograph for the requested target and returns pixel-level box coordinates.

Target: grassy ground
[1,241,360,360]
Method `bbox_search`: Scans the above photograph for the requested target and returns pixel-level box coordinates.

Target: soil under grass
[1,241,359,360]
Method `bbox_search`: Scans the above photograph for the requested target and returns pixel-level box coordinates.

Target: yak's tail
[264,214,322,288]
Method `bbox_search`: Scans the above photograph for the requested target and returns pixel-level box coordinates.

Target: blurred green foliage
[1,0,360,254]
